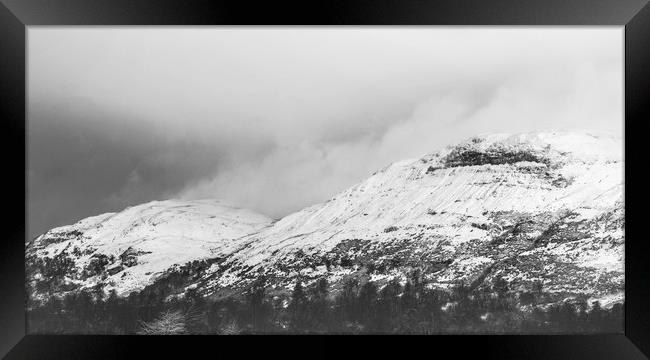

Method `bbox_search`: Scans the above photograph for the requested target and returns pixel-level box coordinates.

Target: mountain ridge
[27,131,624,309]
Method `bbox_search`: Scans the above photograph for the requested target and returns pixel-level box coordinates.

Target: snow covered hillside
[28,131,624,308]
[193,131,624,306]
[26,200,273,297]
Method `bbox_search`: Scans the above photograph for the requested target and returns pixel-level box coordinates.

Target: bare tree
[219,320,242,335]
[138,310,187,335]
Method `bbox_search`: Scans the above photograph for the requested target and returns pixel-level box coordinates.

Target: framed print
[1,0,649,358]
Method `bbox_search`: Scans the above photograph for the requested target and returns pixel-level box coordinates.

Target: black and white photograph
[25,27,624,335]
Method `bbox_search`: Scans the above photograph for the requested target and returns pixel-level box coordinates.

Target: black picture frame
[1,0,648,358]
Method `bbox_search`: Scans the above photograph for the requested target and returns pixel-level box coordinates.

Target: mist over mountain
[27,28,623,241]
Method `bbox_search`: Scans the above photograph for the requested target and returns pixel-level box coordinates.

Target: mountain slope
[193,131,623,306]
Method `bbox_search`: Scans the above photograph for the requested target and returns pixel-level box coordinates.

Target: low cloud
[177,58,622,218]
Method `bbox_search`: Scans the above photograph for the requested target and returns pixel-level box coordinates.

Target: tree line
[27,271,622,335]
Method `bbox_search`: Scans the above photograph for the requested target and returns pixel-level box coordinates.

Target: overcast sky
[27,27,623,239]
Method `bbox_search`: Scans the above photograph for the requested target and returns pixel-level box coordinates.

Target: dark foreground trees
[27,275,623,335]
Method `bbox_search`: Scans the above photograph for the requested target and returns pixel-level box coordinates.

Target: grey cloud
[28,28,623,236]
[27,98,270,239]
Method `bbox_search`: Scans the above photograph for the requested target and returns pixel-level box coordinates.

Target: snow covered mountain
[26,200,273,297]
[27,131,624,308]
